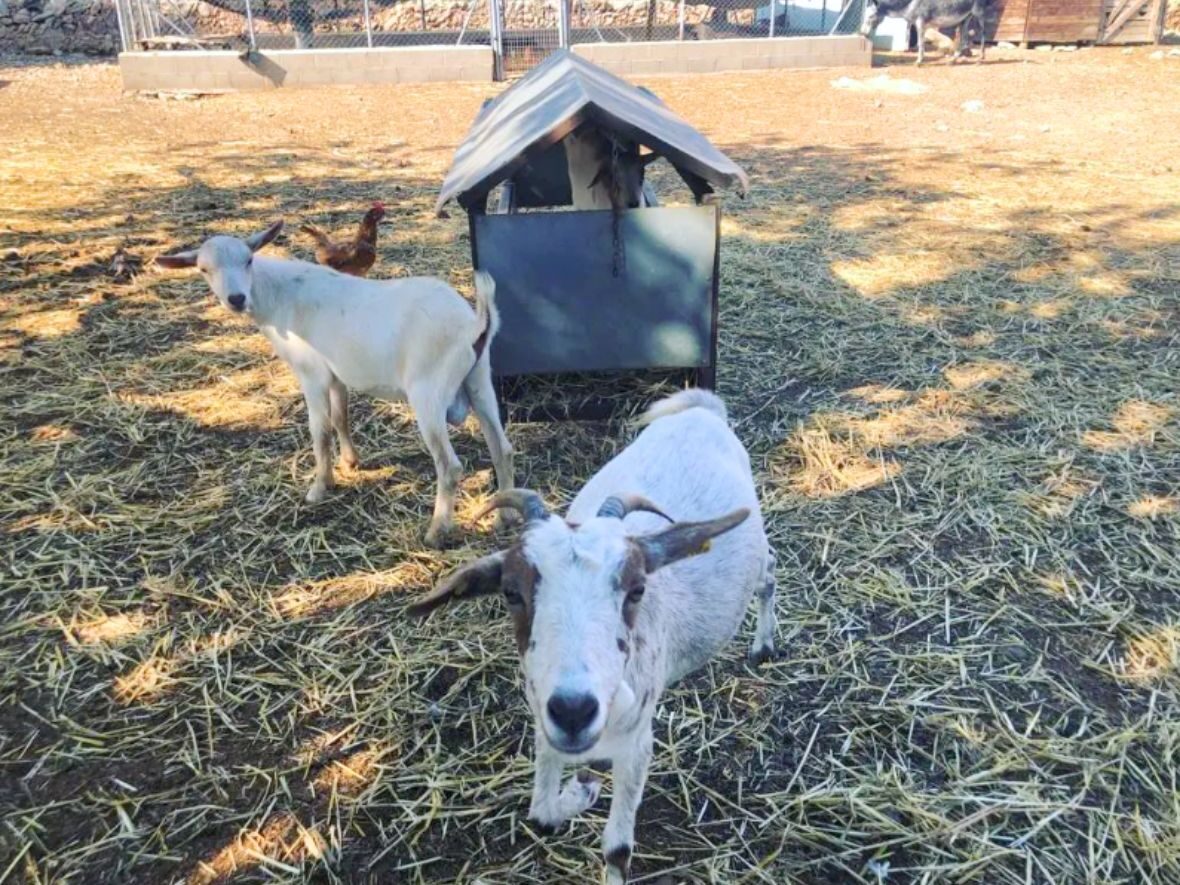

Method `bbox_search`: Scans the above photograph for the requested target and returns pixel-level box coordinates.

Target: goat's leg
[978,14,985,62]
[952,22,965,62]
[464,366,516,525]
[412,397,462,548]
[915,16,925,64]
[328,377,360,471]
[302,382,334,504]
[602,726,652,885]
[528,742,601,832]
[750,548,778,664]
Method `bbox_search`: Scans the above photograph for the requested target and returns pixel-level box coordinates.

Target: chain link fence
[567,0,855,42]
[117,0,493,51]
[117,0,863,68]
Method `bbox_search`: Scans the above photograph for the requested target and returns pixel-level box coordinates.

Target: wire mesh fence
[118,0,494,51]
[117,0,864,72]
[568,0,855,42]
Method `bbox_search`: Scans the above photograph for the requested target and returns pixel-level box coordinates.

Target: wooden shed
[436,50,748,418]
[988,0,1168,44]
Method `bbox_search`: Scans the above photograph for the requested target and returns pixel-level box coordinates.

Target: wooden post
[420,0,428,30]
[678,0,685,38]
[1101,0,1153,43]
[645,0,656,40]
[1149,0,1167,42]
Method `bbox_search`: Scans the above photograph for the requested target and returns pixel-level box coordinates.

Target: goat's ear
[640,152,660,168]
[589,162,609,190]
[246,220,284,252]
[407,551,505,617]
[155,250,199,269]
[635,508,750,574]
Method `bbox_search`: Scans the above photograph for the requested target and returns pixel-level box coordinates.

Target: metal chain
[610,140,626,278]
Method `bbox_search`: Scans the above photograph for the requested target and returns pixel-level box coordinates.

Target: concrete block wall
[119,45,495,92]
[572,35,872,75]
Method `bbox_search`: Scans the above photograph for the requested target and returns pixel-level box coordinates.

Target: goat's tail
[637,388,727,428]
[470,270,500,363]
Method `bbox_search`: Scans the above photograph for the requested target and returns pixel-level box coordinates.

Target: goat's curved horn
[476,489,551,524]
[597,494,674,523]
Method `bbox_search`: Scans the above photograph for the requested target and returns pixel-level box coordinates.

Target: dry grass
[2,47,1179,885]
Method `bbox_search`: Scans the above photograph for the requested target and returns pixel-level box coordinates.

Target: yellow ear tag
[696,540,712,555]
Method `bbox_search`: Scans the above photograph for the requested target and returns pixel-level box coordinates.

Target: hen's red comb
[372,200,386,210]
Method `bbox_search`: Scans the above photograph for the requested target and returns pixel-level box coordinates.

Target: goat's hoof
[424,525,453,549]
[604,844,632,885]
[749,644,776,666]
[340,454,361,472]
[526,817,560,837]
[305,485,329,505]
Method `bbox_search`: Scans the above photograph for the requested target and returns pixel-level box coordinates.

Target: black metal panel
[477,205,718,377]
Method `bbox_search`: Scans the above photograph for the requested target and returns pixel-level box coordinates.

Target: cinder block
[227,70,268,89]
[121,70,148,90]
[399,66,431,82]
[773,45,808,63]
[685,57,716,73]
[366,68,398,84]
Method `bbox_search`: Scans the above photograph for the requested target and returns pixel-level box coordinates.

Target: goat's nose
[547,692,599,736]
[227,293,246,310]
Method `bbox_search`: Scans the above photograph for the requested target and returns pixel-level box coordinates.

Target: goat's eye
[624,582,645,602]
[246,258,253,268]
[503,587,523,607]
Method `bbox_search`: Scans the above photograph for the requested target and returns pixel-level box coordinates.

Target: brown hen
[300,201,385,277]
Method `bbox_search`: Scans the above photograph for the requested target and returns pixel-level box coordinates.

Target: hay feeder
[436,50,748,419]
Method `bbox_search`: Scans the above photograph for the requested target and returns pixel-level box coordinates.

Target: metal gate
[493,0,566,76]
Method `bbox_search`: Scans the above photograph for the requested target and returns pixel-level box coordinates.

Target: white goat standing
[410,389,777,883]
[564,127,657,211]
[156,221,514,547]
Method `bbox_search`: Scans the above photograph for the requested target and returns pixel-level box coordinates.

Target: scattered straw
[2,51,1179,885]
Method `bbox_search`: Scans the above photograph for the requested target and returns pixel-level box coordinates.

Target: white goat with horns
[156,220,514,547]
[410,389,777,883]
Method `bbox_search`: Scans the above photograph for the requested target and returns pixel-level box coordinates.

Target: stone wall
[172,0,760,36]
[0,0,765,57]
[0,0,118,55]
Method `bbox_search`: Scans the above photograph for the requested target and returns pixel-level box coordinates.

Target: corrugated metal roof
[435,50,748,213]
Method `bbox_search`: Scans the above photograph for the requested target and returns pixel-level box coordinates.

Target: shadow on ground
[1,133,1178,884]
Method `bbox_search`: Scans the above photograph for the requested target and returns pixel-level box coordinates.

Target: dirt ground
[1,45,1179,884]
